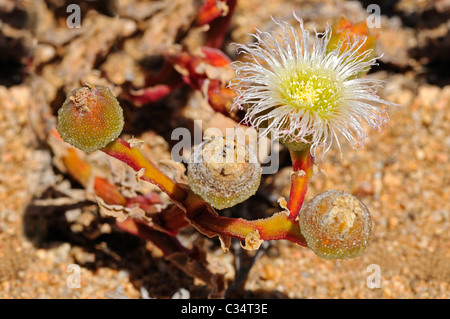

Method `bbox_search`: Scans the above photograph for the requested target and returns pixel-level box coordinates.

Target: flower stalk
[96,136,308,247]
[100,138,188,206]
[102,137,308,247]
[184,191,307,247]
[287,148,314,220]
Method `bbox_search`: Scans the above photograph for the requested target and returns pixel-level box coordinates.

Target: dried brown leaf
[240,230,264,251]
[166,238,227,298]
[97,196,151,223]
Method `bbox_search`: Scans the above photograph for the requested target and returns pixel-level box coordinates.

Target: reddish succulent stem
[185,192,308,247]
[204,0,237,48]
[55,133,191,256]
[61,148,93,187]
[100,138,188,205]
[99,137,310,247]
[287,148,314,220]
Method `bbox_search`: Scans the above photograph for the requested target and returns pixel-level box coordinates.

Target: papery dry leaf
[97,196,151,223]
[115,0,167,20]
[106,153,160,198]
[166,238,227,298]
[183,199,231,253]
[277,197,288,210]
[123,0,196,60]
[240,230,264,251]
[138,131,173,163]
[158,159,189,185]
[101,52,144,86]
[135,168,146,185]
[127,137,145,150]
[52,11,137,89]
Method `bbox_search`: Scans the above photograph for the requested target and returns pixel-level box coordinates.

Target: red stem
[99,138,311,247]
[185,192,308,247]
[100,138,187,205]
[287,148,314,220]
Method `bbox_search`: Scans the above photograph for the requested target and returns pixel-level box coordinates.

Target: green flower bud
[299,190,373,260]
[188,136,261,209]
[56,84,124,153]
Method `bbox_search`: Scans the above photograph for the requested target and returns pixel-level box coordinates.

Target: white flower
[230,14,393,156]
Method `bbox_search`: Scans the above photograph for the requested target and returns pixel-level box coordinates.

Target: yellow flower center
[279,68,343,118]
[289,80,317,105]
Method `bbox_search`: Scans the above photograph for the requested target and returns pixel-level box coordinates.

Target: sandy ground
[0,0,448,298]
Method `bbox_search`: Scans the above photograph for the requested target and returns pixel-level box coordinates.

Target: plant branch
[98,137,309,248]
[185,192,308,247]
[287,148,314,220]
[100,138,188,205]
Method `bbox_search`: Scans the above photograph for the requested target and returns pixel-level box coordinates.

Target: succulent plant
[53,15,394,268]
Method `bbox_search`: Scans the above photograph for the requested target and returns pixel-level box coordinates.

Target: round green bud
[299,190,373,260]
[56,84,124,153]
[188,136,262,210]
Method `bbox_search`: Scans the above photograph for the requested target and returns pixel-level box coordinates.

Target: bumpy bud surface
[299,190,373,260]
[188,136,261,209]
[56,84,124,153]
